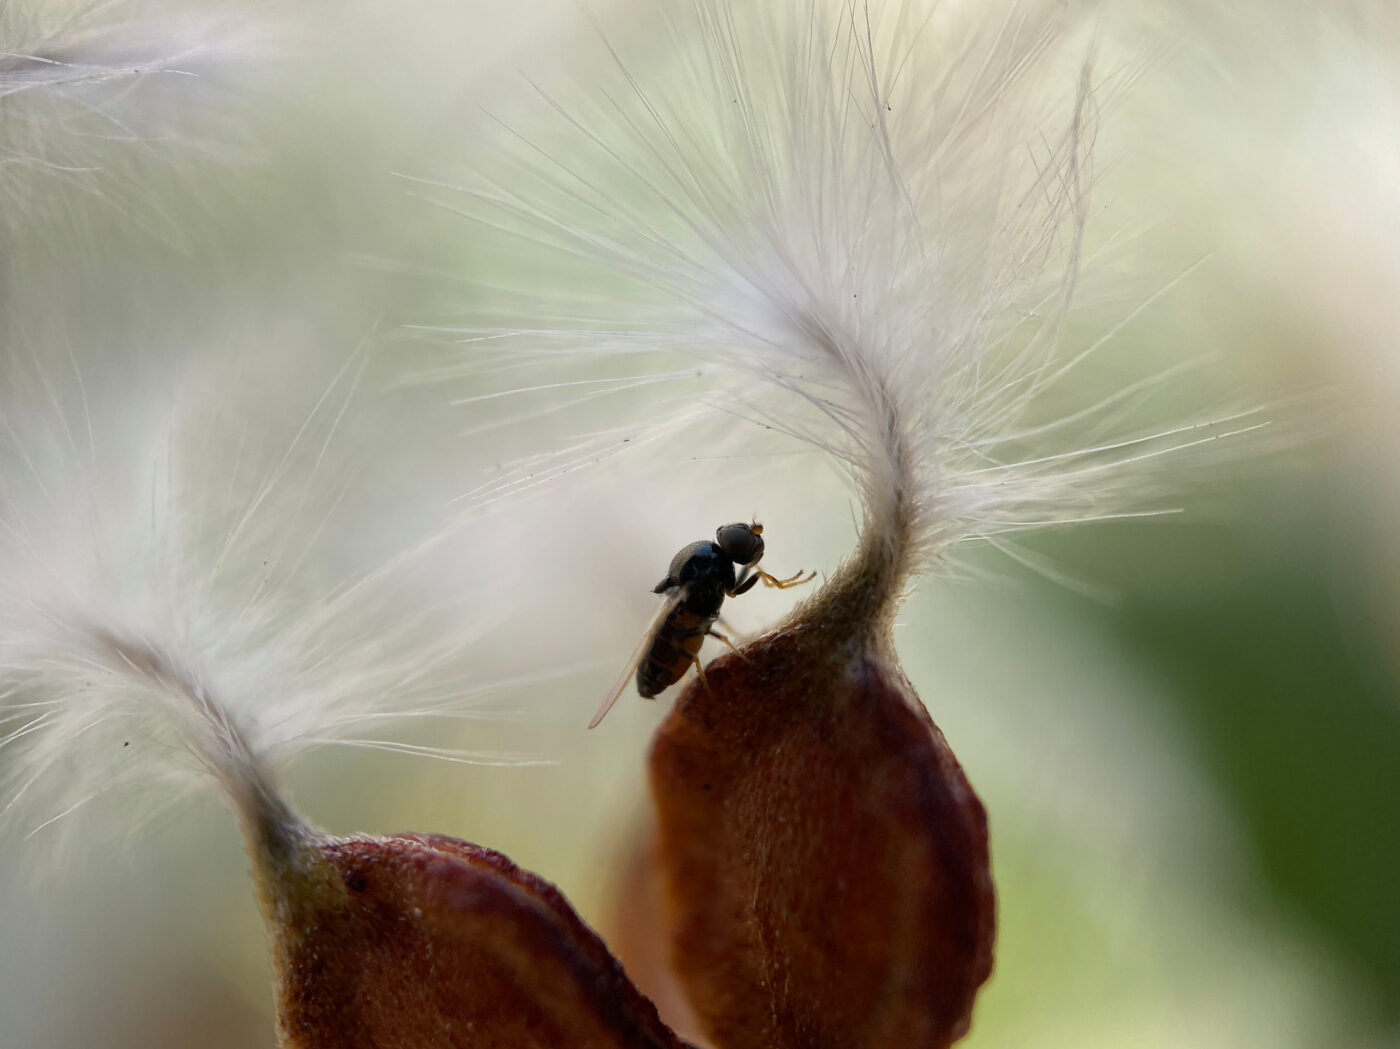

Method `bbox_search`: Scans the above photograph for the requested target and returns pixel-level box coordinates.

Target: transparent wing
[587,587,686,730]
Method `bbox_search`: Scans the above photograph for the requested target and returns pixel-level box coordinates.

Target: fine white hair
[0,0,286,244]
[0,348,529,858]
[421,0,1263,605]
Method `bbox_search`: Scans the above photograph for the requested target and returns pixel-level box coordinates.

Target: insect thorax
[665,541,731,610]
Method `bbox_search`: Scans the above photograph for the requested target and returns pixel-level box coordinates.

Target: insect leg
[715,614,750,642]
[758,568,817,589]
[690,654,712,693]
[730,572,760,597]
[707,628,748,660]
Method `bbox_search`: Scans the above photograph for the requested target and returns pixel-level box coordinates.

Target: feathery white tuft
[0,0,286,242]
[426,0,1263,596]
[0,349,525,857]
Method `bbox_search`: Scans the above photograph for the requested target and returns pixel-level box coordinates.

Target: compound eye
[716,522,764,565]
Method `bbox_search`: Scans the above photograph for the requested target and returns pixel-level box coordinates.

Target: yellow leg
[708,628,748,660]
[715,614,749,644]
[690,654,712,693]
[758,568,817,589]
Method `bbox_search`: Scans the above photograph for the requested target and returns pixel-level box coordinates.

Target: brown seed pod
[602,814,712,1047]
[245,800,694,1049]
[648,565,994,1049]
[1,607,701,1047]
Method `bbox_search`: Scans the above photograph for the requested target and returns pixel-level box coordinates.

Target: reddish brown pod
[648,564,994,1049]
[245,803,693,1049]
[602,816,712,1047]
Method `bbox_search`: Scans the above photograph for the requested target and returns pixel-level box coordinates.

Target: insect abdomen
[637,608,713,698]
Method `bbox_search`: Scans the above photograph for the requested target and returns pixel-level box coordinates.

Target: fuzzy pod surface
[648,572,994,1049]
[254,823,694,1049]
[603,819,712,1045]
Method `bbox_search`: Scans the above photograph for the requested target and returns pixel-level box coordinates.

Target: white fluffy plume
[0,0,285,243]
[427,0,1262,595]
[0,348,516,855]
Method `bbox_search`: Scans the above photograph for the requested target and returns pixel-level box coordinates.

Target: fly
[588,522,814,728]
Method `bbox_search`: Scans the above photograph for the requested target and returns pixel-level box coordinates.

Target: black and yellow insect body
[589,522,813,728]
[638,526,755,698]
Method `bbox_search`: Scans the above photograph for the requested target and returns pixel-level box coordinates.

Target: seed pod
[648,567,994,1049]
[447,0,1227,1043]
[249,802,695,1049]
[602,816,712,1047]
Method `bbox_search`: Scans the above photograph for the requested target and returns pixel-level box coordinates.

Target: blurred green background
[1,2,1398,1048]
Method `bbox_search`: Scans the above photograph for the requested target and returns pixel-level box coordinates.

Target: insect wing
[587,588,686,729]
